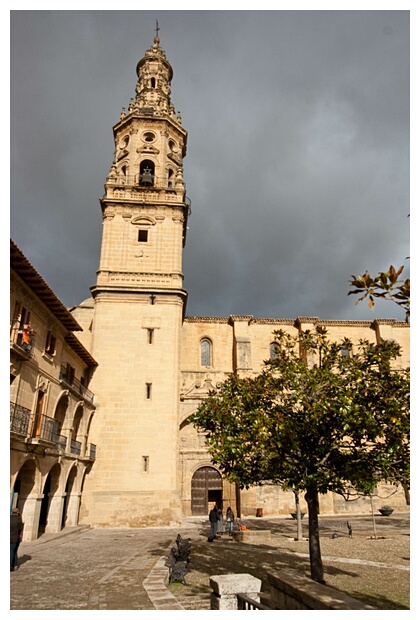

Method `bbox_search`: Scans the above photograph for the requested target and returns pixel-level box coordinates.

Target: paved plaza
[9,513,410,610]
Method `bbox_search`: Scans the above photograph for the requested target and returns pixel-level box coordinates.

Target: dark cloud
[10,10,410,320]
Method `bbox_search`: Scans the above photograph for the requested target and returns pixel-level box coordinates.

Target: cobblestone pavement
[9,512,410,610]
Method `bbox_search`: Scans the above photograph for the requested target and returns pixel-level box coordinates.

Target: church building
[11,34,410,537]
[72,34,409,527]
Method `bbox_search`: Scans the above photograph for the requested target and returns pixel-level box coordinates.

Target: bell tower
[79,31,189,527]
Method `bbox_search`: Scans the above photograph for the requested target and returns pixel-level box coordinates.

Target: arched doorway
[191,466,222,515]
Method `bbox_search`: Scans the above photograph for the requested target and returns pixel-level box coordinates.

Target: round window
[143,132,156,143]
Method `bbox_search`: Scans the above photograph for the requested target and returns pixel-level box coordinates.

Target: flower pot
[291,513,306,519]
[379,508,393,516]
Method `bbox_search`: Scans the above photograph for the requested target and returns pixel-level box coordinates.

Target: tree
[192,329,410,583]
[348,265,410,322]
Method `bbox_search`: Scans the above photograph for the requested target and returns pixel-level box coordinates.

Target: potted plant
[378,505,394,516]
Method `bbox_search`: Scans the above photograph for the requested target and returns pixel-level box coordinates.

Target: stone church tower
[79,34,189,527]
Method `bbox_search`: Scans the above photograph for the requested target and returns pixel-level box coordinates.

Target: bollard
[210,573,262,610]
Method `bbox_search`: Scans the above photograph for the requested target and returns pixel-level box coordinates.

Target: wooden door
[191,467,222,515]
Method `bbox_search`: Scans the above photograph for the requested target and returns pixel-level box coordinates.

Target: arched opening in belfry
[139,159,155,187]
[150,77,156,88]
[167,168,174,188]
[191,466,222,515]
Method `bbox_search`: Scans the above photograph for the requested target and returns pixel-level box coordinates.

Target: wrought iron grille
[60,365,94,404]
[10,402,31,435]
[70,439,82,456]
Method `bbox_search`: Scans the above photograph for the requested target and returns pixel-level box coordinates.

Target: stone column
[20,494,43,541]
[210,573,262,610]
[65,492,82,527]
[45,493,65,533]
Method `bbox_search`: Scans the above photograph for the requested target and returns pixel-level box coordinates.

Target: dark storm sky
[9,9,410,321]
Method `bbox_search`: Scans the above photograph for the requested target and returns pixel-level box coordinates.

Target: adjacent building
[10,240,97,541]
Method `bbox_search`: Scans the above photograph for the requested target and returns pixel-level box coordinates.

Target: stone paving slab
[9,513,410,610]
[10,527,176,610]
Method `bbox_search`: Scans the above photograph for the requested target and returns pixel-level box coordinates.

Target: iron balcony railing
[11,401,59,443]
[34,413,60,443]
[70,439,82,456]
[52,433,67,452]
[10,402,96,460]
[60,365,94,404]
[87,443,97,459]
[10,402,32,436]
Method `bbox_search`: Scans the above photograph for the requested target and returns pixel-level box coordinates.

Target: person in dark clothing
[10,508,24,571]
[208,504,220,541]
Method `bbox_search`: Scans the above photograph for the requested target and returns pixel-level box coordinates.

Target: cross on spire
[154,20,160,42]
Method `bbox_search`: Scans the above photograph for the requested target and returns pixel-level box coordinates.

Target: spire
[134,24,174,117]
[154,19,160,44]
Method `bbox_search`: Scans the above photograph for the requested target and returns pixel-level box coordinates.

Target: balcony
[10,322,35,359]
[10,402,31,436]
[59,365,94,404]
[33,413,60,443]
[87,443,97,459]
[11,401,59,443]
[10,402,96,460]
[70,439,82,456]
[107,173,178,189]
[104,173,186,203]
[52,433,67,452]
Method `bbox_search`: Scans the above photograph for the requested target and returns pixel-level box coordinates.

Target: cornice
[183,315,409,329]
[184,316,230,324]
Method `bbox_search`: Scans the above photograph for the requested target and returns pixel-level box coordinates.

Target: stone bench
[231,529,271,544]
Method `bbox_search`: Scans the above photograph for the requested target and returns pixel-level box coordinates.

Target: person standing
[217,508,225,536]
[208,504,219,541]
[10,508,24,571]
[226,506,235,534]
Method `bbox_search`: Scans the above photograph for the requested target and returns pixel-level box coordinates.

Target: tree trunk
[369,495,377,539]
[294,490,303,541]
[305,487,325,583]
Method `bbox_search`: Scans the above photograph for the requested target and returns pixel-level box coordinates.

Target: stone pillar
[210,574,262,610]
[20,494,43,541]
[45,493,65,533]
[65,492,82,527]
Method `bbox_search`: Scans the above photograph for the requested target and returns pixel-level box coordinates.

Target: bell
[141,167,153,186]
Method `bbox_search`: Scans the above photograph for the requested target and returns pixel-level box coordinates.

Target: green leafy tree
[192,329,409,583]
[348,265,410,321]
